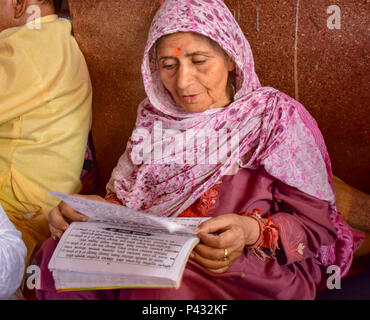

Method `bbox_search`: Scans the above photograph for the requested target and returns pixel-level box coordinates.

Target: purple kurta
[35,167,336,300]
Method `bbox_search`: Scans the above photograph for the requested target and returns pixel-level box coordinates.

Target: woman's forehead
[156,32,224,55]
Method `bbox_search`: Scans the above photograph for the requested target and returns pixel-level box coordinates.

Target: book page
[52,269,178,290]
[49,221,199,281]
[50,192,199,234]
[166,217,210,229]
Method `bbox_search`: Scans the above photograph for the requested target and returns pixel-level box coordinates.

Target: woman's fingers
[198,227,242,249]
[191,249,230,270]
[58,194,104,223]
[207,266,230,274]
[191,214,255,273]
[48,205,69,231]
[191,243,242,273]
[49,223,63,240]
[48,194,106,240]
[58,200,88,222]
[194,242,240,264]
[196,214,233,234]
[194,243,226,261]
[191,215,248,273]
[48,200,89,239]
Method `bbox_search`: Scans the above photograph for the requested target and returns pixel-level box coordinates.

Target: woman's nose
[176,64,194,90]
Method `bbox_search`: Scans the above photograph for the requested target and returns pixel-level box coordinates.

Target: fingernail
[62,225,68,231]
[194,227,200,233]
[190,252,195,259]
[82,217,88,222]
[52,235,56,240]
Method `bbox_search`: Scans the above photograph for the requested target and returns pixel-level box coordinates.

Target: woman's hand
[48,194,105,240]
[190,214,260,273]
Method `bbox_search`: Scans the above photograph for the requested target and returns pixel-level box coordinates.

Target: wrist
[241,209,280,260]
[241,215,261,246]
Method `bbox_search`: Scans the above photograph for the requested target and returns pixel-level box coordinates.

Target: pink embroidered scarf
[107,0,360,276]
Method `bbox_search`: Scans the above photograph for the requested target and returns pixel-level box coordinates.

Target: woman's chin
[179,101,222,114]
[182,104,228,114]
[182,106,210,114]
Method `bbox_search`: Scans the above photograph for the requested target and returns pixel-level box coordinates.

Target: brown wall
[67,0,370,194]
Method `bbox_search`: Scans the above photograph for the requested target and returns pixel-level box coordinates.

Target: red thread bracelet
[242,208,280,259]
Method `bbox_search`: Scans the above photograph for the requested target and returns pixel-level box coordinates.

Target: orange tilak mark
[172,48,181,56]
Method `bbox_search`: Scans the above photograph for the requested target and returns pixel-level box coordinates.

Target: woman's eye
[162,64,176,70]
[193,60,206,65]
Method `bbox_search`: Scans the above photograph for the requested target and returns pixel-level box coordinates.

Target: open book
[48,192,208,292]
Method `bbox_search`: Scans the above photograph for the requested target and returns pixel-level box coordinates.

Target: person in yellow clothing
[0,0,92,268]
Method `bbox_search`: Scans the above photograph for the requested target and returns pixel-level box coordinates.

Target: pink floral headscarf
[107,0,360,276]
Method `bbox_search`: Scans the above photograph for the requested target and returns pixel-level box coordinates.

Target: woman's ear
[227,57,236,72]
[12,0,28,19]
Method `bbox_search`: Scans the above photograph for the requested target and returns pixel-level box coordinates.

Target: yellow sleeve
[0,34,50,125]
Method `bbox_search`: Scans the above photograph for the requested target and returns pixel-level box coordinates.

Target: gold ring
[223,248,229,261]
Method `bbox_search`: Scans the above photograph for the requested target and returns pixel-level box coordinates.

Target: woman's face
[156,32,235,113]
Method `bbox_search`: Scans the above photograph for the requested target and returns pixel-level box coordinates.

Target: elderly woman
[35,0,360,300]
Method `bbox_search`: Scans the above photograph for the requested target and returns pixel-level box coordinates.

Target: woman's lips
[182,94,199,104]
